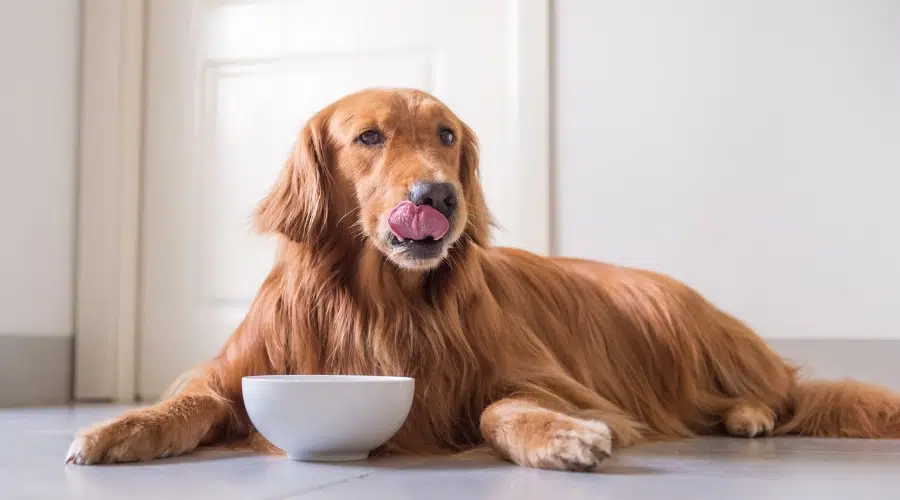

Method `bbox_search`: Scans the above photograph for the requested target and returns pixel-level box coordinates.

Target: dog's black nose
[408,181,458,218]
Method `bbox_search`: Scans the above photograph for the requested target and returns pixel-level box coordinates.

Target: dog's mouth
[389,233,444,252]
[386,201,451,264]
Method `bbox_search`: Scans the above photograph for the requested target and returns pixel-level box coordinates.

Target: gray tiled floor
[4,405,900,499]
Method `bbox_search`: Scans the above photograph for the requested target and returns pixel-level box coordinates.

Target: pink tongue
[388,201,450,241]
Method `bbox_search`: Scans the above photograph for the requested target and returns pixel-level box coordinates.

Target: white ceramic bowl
[241,375,415,462]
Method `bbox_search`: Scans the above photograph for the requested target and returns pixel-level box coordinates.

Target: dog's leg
[66,330,266,464]
[66,366,239,465]
[66,280,301,465]
[480,386,645,472]
[480,398,612,471]
[723,401,776,438]
[65,348,263,465]
[65,390,230,465]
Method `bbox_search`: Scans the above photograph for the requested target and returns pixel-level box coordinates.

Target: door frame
[75,0,550,402]
[75,0,145,402]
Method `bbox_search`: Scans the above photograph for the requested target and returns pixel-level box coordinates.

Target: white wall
[555,0,900,339]
[0,1,79,337]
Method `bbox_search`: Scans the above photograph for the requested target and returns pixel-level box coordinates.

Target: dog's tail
[774,379,900,438]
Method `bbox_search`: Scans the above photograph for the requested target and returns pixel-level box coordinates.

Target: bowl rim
[242,375,414,383]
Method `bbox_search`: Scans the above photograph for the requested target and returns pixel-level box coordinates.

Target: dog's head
[256,88,491,270]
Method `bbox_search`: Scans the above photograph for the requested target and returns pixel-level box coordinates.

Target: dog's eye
[438,128,455,146]
[357,130,384,146]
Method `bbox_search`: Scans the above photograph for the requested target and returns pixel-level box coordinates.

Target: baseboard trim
[0,335,72,407]
[768,338,900,391]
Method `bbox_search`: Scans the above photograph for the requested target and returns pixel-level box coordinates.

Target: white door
[140,0,548,399]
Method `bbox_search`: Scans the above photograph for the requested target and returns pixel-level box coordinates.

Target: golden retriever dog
[67,88,900,471]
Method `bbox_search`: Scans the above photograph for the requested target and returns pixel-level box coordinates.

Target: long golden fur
[67,89,900,471]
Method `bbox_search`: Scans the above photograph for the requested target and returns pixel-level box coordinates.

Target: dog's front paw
[724,402,775,438]
[66,431,111,465]
[526,416,612,472]
[66,413,168,465]
[491,407,613,472]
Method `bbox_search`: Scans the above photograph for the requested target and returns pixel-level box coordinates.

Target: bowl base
[287,451,369,462]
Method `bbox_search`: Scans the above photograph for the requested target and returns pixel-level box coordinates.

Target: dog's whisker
[336,209,357,228]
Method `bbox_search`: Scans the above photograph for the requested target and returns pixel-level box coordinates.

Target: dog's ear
[459,122,492,246]
[255,115,331,243]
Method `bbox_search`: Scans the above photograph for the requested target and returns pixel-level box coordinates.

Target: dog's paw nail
[66,436,91,465]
